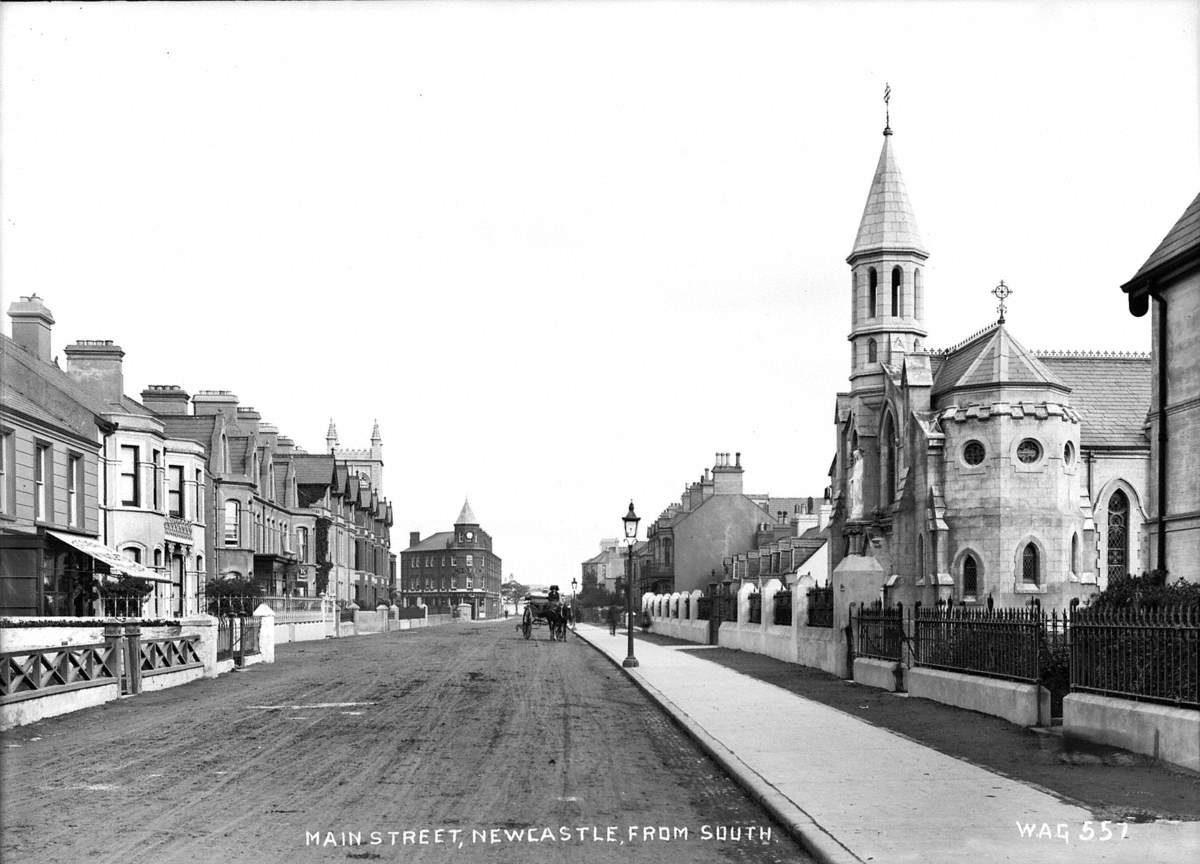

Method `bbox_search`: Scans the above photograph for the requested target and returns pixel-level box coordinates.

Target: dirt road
[1,622,811,864]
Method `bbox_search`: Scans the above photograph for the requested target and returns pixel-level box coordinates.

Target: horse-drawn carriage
[519,587,573,641]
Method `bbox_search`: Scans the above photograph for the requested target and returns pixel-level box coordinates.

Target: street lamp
[622,501,640,668]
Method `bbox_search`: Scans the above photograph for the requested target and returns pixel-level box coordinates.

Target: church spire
[325,418,338,453]
[848,125,927,263]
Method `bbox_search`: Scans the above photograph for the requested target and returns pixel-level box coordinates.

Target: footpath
[575,623,1200,864]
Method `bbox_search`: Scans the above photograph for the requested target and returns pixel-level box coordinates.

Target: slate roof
[226,438,250,474]
[931,324,1067,397]
[849,131,927,261]
[1123,190,1200,290]
[403,531,454,553]
[1,334,113,440]
[293,453,335,486]
[1036,354,1151,449]
[159,415,217,448]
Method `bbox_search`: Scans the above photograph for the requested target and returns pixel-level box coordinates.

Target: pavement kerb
[574,626,863,864]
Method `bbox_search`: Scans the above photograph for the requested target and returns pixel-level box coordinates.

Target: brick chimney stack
[64,340,125,406]
[8,294,55,362]
[141,385,191,416]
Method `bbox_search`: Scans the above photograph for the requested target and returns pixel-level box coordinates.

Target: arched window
[867,339,877,364]
[914,268,923,318]
[963,554,979,596]
[223,500,240,546]
[891,267,902,316]
[153,548,163,568]
[1021,543,1040,584]
[196,554,204,575]
[1107,490,1129,581]
[663,539,673,568]
[851,271,859,320]
[918,535,925,579]
[123,547,142,564]
[880,413,896,508]
[868,268,878,317]
[1071,532,1080,575]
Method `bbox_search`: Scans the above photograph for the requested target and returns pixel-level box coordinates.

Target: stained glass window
[1017,439,1042,464]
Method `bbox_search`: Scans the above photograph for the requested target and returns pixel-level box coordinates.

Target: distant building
[1122,190,1200,582]
[639,452,808,595]
[725,497,832,589]
[581,538,625,595]
[400,500,502,618]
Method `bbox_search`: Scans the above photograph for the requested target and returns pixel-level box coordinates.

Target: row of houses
[0,295,395,618]
[583,123,1200,604]
[581,451,831,600]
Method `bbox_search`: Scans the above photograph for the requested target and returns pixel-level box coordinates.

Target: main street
[1,622,811,864]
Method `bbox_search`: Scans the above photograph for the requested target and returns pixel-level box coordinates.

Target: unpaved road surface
[1,621,811,864]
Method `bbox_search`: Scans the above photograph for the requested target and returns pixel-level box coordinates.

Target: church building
[827,119,1151,608]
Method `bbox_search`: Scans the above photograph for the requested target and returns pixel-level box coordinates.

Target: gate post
[237,615,247,667]
[123,624,143,695]
[103,623,126,693]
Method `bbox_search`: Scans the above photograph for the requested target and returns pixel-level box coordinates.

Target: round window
[963,440,986,466]
[1017,439,1042,464]
[1063,441,1075,465]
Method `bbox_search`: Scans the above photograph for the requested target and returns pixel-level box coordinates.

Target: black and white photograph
[1,2,1198,862]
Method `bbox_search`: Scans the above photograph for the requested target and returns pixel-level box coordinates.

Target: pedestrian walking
[606,603,618,636]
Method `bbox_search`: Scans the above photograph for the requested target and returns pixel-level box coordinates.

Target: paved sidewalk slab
[576,624,1200,864]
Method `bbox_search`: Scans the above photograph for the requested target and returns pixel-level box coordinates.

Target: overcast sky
[3,1,1197,586]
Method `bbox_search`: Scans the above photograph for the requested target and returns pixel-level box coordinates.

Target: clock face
[465,531,474,540]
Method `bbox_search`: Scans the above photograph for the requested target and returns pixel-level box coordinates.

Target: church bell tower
[847,119,929,394]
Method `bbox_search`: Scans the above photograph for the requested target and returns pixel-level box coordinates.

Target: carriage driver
[547,584,561,603]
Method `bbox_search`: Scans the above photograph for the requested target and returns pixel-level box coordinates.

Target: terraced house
[1,296,170,616]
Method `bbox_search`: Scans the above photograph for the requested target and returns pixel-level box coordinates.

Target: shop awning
[47,530,175,583]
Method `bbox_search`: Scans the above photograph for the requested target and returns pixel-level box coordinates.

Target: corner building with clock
[826,120,1152,608]
[399,500,502,619]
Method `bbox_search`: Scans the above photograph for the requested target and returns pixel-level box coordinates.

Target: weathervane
[883,82,892,135]
[992,280,1012,324]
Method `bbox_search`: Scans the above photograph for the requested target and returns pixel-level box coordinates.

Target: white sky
[2,1,1197,585]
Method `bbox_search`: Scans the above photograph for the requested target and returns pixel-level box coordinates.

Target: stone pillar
[253,603,276,664]
[389,604,400,632]
[179,614,219,678]
[832,555,885,679]
[376,604,389,632]
[762,578,782,630]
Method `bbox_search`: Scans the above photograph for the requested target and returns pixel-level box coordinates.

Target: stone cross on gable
[992,280,1013,324]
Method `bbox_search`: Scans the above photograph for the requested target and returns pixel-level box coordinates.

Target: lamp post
[622,501,640,668]
[570,577,578,630]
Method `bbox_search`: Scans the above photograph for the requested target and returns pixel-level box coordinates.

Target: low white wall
[274,619,327,644]
[796,627,843,676]
[1064,693,1200,772]
[1,681,120,730]
[853,657,902,692]
[0,623,105,651]
[908,667,1047,727]
[139,665,205,693]
[648,615,707,644]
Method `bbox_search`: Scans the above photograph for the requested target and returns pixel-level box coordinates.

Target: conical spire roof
[932,323,1067,397]
[455,498,478,526]
[371,419,381,442]
[848,131,927,262]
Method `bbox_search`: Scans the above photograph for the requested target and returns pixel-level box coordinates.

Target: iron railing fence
[216,617,233,661]
[696,597,712,621]
[721,595,738,622]
[748,592,762,625]
[338,608,356,623]
[95,592,149,618]
[807,586,834,628]
[913,605,1046,683]
[1070,605,1199,708]
[856,603,904,661]
[241,617,261,657]
[773,590,792,626]
[207,595,266,617]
